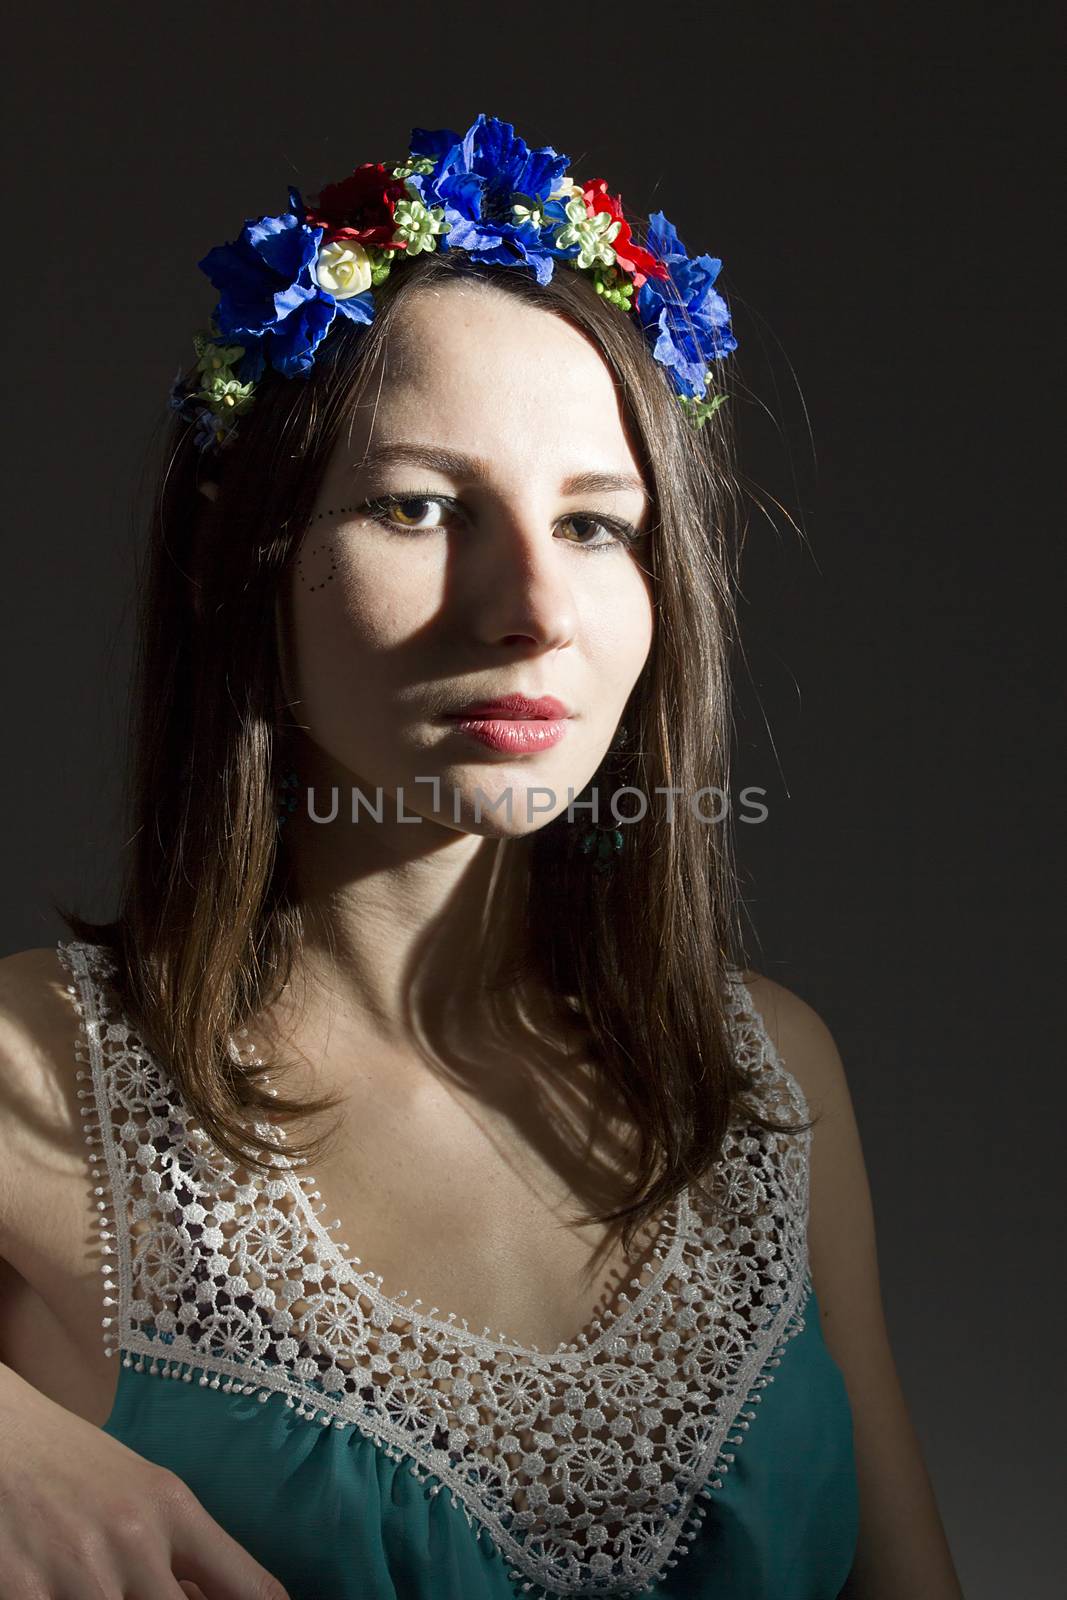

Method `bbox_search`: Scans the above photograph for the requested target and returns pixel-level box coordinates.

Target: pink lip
[444,717,570,754]
[447,694,570,720]
[440,695,572,755]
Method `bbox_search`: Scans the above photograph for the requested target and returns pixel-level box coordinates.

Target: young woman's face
[278,280,655,838]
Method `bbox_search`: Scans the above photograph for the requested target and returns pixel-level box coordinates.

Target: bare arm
[742,971,965,1600]
[0,949,292,1599]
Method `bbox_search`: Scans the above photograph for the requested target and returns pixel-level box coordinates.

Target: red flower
[581,179,670,292]
[304,163,410,250]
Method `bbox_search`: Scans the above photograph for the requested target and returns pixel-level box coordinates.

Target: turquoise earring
[576,823,626,872]
[276,769,300,829]
[571,723,630,874]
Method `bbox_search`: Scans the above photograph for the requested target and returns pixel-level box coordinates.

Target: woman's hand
[0,1359,290,1600]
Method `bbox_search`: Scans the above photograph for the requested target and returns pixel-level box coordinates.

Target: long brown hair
[58,246,810,1255]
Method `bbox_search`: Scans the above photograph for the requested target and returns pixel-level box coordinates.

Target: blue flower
[635,211,738,399]
[192,406,224,453]
[405,113,572,287]
[168,369,196,417]
[196,188,375,381]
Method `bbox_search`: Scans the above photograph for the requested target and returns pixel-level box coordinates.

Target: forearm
[839,1361,964,1599]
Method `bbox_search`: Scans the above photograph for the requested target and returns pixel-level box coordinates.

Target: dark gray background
[3,3,1061,1592]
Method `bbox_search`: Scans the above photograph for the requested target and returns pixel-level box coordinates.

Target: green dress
[58,939,858,1599]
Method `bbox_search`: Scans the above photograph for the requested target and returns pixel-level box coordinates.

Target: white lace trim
[57,938,812,1599]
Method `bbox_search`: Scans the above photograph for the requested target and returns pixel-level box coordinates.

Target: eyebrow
[351,442,648,499]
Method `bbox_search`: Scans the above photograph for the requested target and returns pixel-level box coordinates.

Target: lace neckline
[269,1103,693,1362]
[227,1005,695,1365]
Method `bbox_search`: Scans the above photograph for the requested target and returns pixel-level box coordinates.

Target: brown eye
[357,493,459,533]
[558,513,641,550]
[381,497,444,528]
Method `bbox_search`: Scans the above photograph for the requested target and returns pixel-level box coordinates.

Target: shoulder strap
[55,938,297,1374]
[55,938,173,1363]
[723,966,811,1124]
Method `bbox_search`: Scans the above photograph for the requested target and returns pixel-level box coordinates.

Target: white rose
[313,239,373,299]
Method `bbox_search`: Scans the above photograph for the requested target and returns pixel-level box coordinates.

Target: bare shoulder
[0,946,81,1115]
[0,946,84,1257]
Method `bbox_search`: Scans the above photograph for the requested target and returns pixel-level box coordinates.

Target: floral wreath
[169,112,738,456]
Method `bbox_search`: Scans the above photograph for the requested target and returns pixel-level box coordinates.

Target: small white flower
[512,198,548,230]
[553,196,621,270]
[312,239,373,300]
[547,175,582,202]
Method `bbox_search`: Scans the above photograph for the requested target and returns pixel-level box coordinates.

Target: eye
[557,512,642,552]
[361,494,453,531]
[356,491,644,552]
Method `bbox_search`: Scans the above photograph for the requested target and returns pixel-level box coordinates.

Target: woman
[0,114,962,1598]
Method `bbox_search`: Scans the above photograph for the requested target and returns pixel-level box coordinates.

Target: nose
[465,501,580,651]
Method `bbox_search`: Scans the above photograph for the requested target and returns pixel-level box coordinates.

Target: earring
[276,769,300,829]
[570,723,630,873]
[576,822,626,872]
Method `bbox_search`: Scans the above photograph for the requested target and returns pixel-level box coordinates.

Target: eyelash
[357,490,644,553]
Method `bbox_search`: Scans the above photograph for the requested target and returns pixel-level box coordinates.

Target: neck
[270,757,559,1059]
